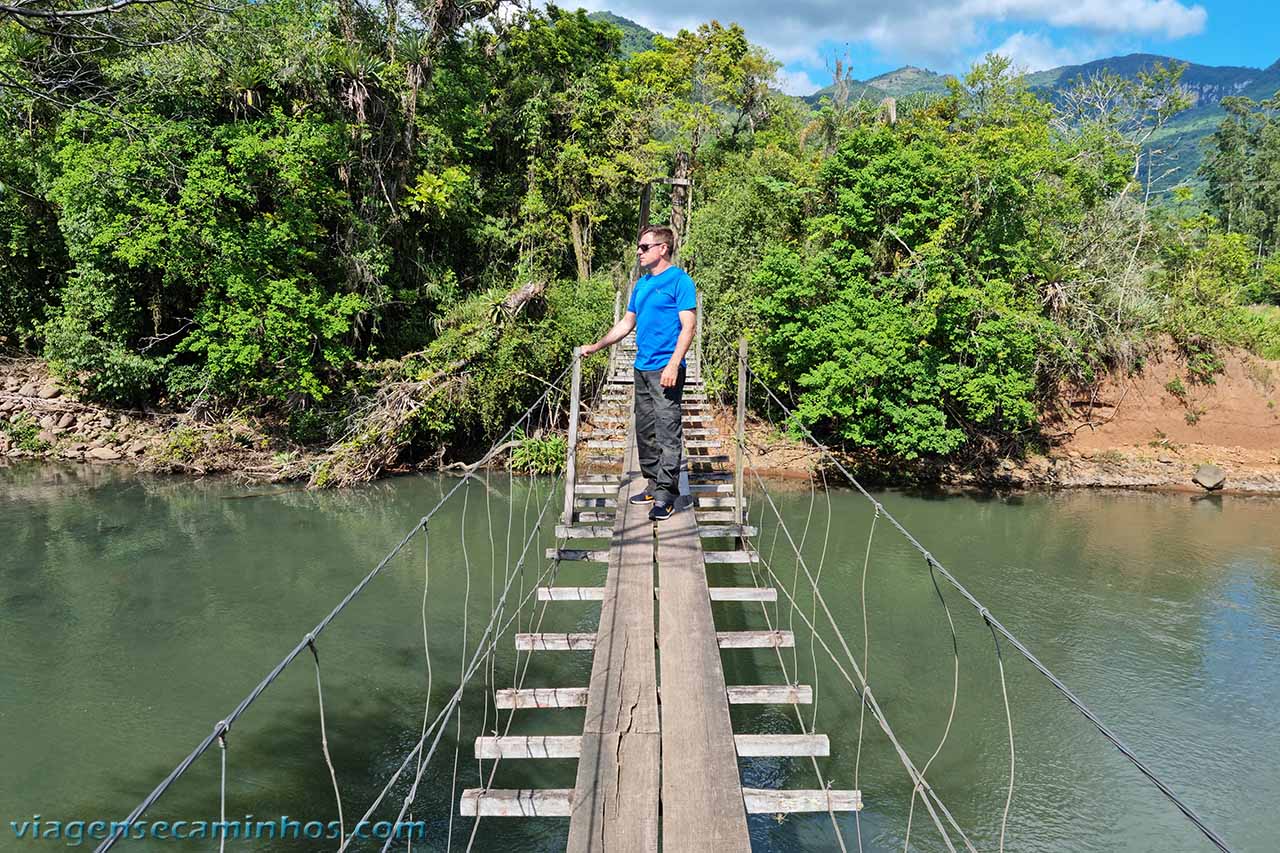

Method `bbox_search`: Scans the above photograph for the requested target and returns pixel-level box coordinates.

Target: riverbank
[5,349,1279,493]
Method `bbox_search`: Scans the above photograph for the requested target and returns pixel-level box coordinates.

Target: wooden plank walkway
[464,333,861,848]
[566,434,660,853]
[657,464,751,849]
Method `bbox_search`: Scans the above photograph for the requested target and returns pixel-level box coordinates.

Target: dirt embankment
[1037,345,1280,493]
[0,358,310,480]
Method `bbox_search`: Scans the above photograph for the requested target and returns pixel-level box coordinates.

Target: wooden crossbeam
[707,586,775,601]
[726,685,813,705]
[555,525,614,539]
[459,789,573,817]
[696,496,747,509]
[516,633,597,650]
[546,548,611,562]
[495,687,588,709]
[475,736,582,759]
[734,734,829,757]
[538,586,606,600]
[703,551,759,564]
[741,789,863,814]
[716,630,794,648]
[697,525,758,538]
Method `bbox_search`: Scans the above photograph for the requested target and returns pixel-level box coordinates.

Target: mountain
[865,66,952,98]
[802,54,1280,189]
[587,11,657,57]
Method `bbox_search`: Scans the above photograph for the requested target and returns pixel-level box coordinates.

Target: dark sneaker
[629,491,655,505]
[648,501,675,522]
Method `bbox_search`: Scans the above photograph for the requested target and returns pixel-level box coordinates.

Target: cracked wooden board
[567,430,659,852]
[656,467,751,851]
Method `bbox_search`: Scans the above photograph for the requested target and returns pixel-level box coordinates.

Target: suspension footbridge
[89,205,1232,850]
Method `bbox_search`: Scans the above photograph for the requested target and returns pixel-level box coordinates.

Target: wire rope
[749,370,1232,853]
[94,359,578,853]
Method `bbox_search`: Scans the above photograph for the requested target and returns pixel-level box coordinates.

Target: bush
[508,428,567,474]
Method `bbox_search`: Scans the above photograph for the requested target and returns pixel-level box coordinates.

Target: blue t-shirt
[627,266,697,371]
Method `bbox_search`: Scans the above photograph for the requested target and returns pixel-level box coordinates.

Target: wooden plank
[555,525,614,539]
[708,587,775,601]
[476,736,582,759]
[516,633,597,650]
[734,734,829,757]
[538,586,606,601]
[586,441,626,449]
[495,687,589,709]
[703,551,759,564]
[686,470,733,481]
[573,511,616,523]
[726,685,813,705]
[697,496,748,509]
[689,483,734,493]
[698,525,758,538]
[657,467,751,851]
[546,548,611,562]
[696,511,737,522]
[716,631,794,648]
[574,497,618,507]
[569,732,660,852]
[741,789,864,814]
[567,438,660,853]
[460,789,574,817]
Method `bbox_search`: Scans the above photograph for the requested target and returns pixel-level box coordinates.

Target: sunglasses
[637,242,667,252]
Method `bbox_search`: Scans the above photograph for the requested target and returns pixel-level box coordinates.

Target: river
[2,462,1277,851]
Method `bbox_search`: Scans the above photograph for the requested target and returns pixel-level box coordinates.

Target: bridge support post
[694,292,703,381]
[735,337,746,526]
[563,347,583,526]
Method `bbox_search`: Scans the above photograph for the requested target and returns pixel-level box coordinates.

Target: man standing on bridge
[581,225,697,522]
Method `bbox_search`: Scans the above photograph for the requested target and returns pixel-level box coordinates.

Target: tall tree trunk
[670,150,691,257]
[570,214,591,281]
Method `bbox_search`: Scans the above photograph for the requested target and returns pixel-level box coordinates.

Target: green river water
[2,462,1277,852]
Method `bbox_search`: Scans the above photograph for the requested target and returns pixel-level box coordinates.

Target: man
[581,225,697,521]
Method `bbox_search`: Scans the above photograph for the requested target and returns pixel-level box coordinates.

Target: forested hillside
[2,2,1278,482]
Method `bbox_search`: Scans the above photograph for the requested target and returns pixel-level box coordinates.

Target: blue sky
[570,0,1280,95]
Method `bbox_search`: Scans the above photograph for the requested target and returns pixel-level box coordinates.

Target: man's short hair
[640,225,676,254]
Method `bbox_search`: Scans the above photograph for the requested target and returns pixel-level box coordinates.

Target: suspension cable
[94,359,577,853]
[749,369,1233,853]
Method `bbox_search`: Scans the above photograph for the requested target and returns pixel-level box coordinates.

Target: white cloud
[561,0,1207,71]
[989,31,1093,72]
[775,67,821,95]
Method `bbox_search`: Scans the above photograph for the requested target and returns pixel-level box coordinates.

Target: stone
[1192,464,1227,491]
[0,401,13,414]
[1157,452,1174,464]
[3,378,18,391]
[37,430,56,445]
[18,382,37,397]
[86,447,122,461]
[37,382,61,399]
[39,415,56,430]
[57,413,76,429]
[70,442,88,452]
[127,439,149,455]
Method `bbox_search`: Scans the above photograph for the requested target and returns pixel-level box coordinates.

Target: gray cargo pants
[634,365,685,505]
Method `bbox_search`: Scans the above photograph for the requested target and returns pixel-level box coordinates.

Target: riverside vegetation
[2,2,1279,485]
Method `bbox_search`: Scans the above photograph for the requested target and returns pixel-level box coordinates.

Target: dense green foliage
[3,3,1278,471]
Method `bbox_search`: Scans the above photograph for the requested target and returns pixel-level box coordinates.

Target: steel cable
[749,369,1233,853]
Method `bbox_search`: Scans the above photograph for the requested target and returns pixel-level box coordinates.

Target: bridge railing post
[563,347,583,526]
[735,337,746,526]
[694,292,703,381]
